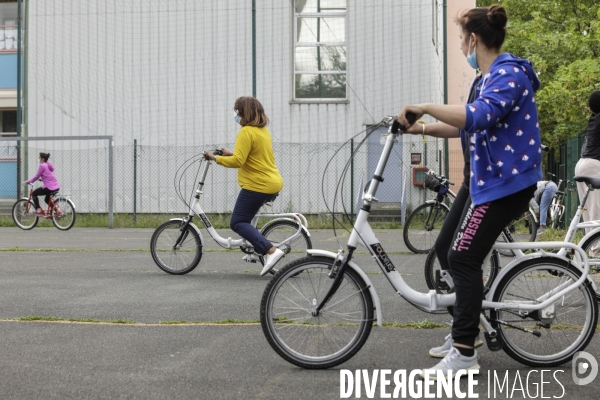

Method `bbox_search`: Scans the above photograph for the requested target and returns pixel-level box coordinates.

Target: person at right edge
[398,5,542,379]
[575,90,600,258]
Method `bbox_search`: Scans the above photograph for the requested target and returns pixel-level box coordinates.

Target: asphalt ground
[0,227,598,399]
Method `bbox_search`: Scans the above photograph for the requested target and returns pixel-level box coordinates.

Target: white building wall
[25,0,444,213]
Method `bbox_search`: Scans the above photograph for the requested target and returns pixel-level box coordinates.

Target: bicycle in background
[12,183,76,231]
[546,172,574,229]
[403,170,537,254]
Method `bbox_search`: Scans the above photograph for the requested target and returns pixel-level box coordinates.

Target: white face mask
[233,111,241,125]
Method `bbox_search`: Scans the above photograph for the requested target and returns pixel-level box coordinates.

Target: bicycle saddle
[573,175,600,189]
[49,189,60,195]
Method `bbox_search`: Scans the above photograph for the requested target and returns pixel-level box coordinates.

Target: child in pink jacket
[23,152,61,216]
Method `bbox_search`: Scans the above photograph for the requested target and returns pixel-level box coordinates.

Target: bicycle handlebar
[426,169,454,186]
[390,112,417,134]
[204,148,224,160]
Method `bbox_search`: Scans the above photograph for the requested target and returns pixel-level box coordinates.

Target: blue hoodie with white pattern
[463,53,543,206]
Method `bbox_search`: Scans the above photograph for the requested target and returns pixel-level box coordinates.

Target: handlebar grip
[204,149,224,160]
[391,112,417,134]
[541,144,550,152]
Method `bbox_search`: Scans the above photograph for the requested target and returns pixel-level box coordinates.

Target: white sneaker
[260,248,284,276]
[420,346,480,380]
[429,333,484,358]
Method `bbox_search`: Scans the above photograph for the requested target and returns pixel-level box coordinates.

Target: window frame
[0,1,18,54]
[292,2,348,103]
[0,108,17,135]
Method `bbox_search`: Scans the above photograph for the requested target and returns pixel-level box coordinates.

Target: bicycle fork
[173,217,192,249]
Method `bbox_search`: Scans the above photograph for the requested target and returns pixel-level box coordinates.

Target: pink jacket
[26,162,60,190]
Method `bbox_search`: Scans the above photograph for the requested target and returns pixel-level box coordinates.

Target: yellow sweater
[215,126,284,194]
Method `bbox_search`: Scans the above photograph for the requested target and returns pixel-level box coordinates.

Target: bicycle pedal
[484,332,503,352]
[435,270,450,291]
[242,254,259,263]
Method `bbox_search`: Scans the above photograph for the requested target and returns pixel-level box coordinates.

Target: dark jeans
[435,183,536,348]
[230,189,275,255]
[31,187,54,209]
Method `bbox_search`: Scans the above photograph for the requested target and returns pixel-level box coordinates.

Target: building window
[0,1,18,53]
[294,0,346,100]
[0,109,17,134]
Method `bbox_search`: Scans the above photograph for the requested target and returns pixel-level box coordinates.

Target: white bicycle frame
[312,119,592,330]
[177,158,309,251]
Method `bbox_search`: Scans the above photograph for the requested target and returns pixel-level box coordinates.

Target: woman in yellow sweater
[204,97,284,276]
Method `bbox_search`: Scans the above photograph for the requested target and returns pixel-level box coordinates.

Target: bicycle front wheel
[12,199,38,230]
[403,202,449,254]
[579,230,600,302]
[424,248,500,295]
[491,257,598,367]
[261,256,374,369]
[52,198,76,230]
[150,220,203,275]
[261,220,312,272]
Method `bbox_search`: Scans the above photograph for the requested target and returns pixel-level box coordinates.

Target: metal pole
[108,139,114,228]
[133,139,137,223]
[317,0,322,98]
[23,0,29,189]
[442,0,449,179]
[16,0,22,198]
[252,0,256,97]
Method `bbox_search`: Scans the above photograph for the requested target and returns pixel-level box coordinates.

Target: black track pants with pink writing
[447,184,536,348]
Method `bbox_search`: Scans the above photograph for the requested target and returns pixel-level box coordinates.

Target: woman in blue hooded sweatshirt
[398,5,542,378]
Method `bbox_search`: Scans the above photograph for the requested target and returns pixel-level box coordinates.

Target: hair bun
[487,5,507,29]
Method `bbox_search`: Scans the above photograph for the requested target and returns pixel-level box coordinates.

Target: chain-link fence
[1,135,445,223]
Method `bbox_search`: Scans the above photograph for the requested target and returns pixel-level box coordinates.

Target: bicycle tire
[498,210,537,257]
[150,220,203,275]
[403,202,449,254]
[424,248,500,295]
[261,256,374,369]
[491,257,598,367]
[260,220,312,273]
[51,198,76,230]
[578,230,600,302]
[12,199,39,230]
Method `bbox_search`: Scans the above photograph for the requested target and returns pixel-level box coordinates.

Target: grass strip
[4,316,598,331]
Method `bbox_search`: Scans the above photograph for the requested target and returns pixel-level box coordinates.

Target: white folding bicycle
[150,150,312,275]
[260,116,598,369]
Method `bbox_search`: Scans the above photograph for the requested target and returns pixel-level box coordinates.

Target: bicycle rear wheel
[260,220,312,272]
[261,256,374,369]
[150,220,203,275]
[497,210,537,257]
[12,199,38,230]
[52,198,76,230]
[491,257,598,367]
[403,202,449,254]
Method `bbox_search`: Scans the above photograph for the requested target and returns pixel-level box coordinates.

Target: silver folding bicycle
[259,116,598,369]
[150,150,312,275]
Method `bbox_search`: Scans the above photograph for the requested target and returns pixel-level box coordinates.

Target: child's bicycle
[12,183,76,231]
[150,149,312,275]
[259,116,598,369]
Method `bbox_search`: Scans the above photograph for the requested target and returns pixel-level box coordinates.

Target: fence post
[108,138,114,228]
[133,139,137,224]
